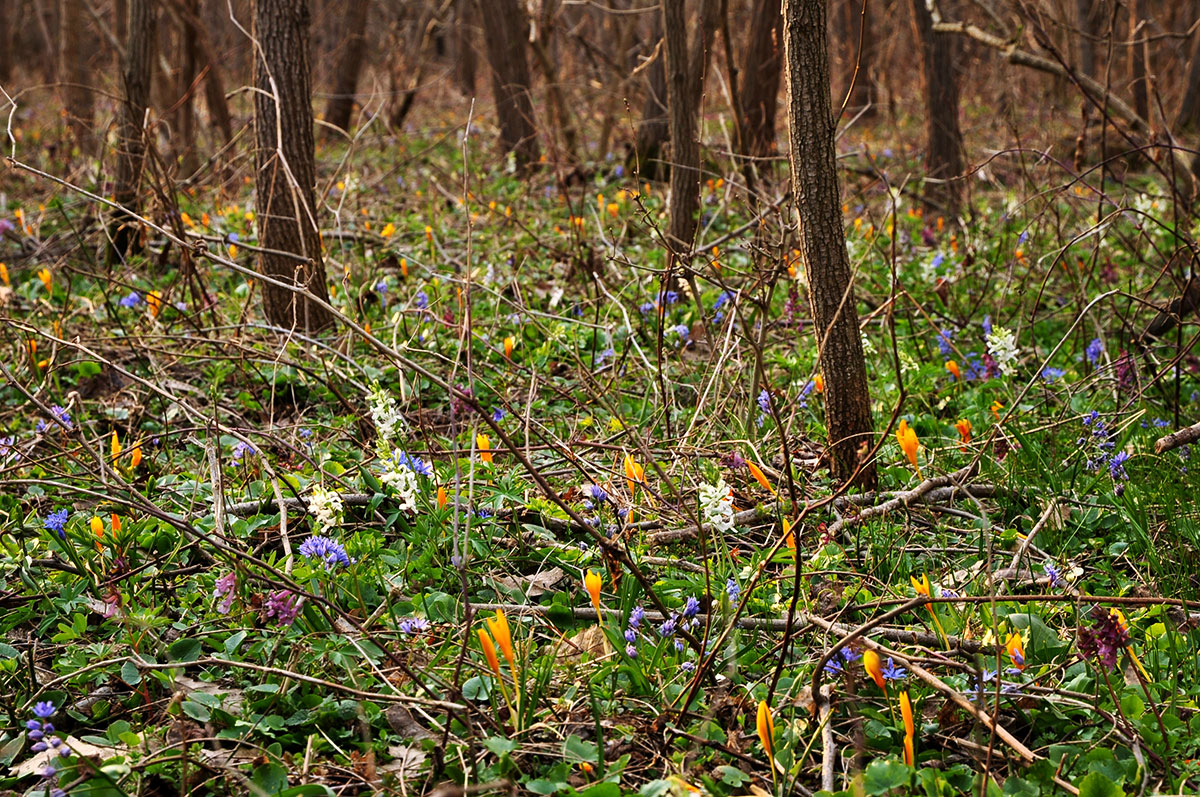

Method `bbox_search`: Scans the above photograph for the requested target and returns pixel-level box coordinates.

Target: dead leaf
[493,566,566,598]
[11,735,114,778]
[385,704,437,741]
[380,744,428,778]
[557,624,610,665]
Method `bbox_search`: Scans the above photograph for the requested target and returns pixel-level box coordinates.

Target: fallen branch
[1154,420,1200,454]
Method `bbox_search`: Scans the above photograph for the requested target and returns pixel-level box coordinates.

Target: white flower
[307,486,343,532]
[380,460,419,513]
[698,479,735,533]
[368,383,406,442]
[986,327,1020,375]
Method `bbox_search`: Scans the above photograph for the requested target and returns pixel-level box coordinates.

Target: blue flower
[624,628,637,643]
[376,280,388,294]
[757,389,771,413]
[823,658,844,676]
[725,578,740,603]
[680,660,695,672]
[1018,231,1029,245]
[1086,338,1104,366]
[416,291,429,309]
[119,291,141,307]
[47,406,72,431]
[982,315,993,336]
[841,647,861,663]
[659,616,677,637]
[586,484,608,503]
[714,290,734,311]
[1041,366,1065,383]
[682,596,700,618]
[391,450,434,477]
[33,701,56,719]
[231,440,256,466]
[492,407,505,422]
[672,324,689,340]
[625,644,638,658]
[629,605,644,628]
[1043,562,1063,588]
[299,535,352,569]
[663,290,679,305]
[43,510,69,539]
[936,328,955,357]
[882,657,907,681]
[1108,451,1130,481]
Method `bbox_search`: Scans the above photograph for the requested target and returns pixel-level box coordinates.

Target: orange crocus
[111,514,121,533]
[1005,632,1026,671]
[477,433,493,463]
[503,336,514,359]
[813,373,824,393]
[756,700,775,759]
[945,360,960,381]
[955,419,972,450]
[991,400,1004,422]
[0,263,8,286]
[623,453,644,497]
[37,268,52,292]
[111,430,122,461]
[747,461,776,496]
[90,516,103,537]
[863,649,885,689]
[437,486,448,509]
[478,628,501,675]
[782,517,796,552]
[129,444,143,468]
[147,291,163,318]
[897,420,921,478]
[584,569,602,614]
[487,609,514,668]
[900,690,915,765]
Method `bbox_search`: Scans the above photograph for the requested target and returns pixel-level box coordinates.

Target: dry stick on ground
[1154,419,1200,453]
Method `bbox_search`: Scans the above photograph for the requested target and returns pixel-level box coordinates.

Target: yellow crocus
[897,420,921,478]
[756,699,775,759]
[90,516,103,537]
[478,628,501,675]
[504,336,514,359]
[0,263,8,286]
[900,690,915,765]
[111,430,122,461]
[623,453,644,497]
[37,268,52,292]
[477,433,492,463]
[487,609,514,668]
[863,649,885,689]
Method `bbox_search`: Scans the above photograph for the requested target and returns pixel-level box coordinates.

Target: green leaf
[716,766,750,786]
[462,676,491,701]
[275,787,335,797]
[1002,775,1040,797]
[562,734,598,764]
[120,660,142,686]
[0,733,24,766]
[483,736,519,756]
[1076,772,1125,797]
[864,759,911,795]
[182,700,211,722]
[0,642,19,658]
[252,762,290,795]
[168,638,203,663]
[577,783,620,797]
[224,630,247,654]
[527,778,570,795]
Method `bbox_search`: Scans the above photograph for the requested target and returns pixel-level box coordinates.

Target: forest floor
[2,96,1200,797]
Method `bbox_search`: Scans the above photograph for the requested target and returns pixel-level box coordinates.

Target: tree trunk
[1130,0,1149,123]
[529,0,580,162]
[173,0,234,145]
[782,0,876,489]
[254,0,334,332]
[1076,0,1096,82]
[0,0,11,84]
[175,0,200,173]
[110,0,156,261]
[909,0,964,213]
[323,0,369,133]
[738,0,783,165]
[477,0,540,168]
[633,14,670,181]
[454,0,477,96]
[1176,26,1200,135]
[60,0,96,154]
[662,0,716,270]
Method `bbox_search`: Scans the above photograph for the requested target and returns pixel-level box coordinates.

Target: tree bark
[662,0,716,270]
[1129,0,1149,123]
[0,0,11,84]
[60,0,96,153]
[110,0,156,261]
[782,0,876,489]
[1176,26,1200,135]
[909,0,964,213]
[529,0,580,162]
[477,0,540,168]
[254,0,334,332]
[174,0,201,172]
[323,0,369,133]
[633,14,670,181]
[454,0,477,96]
[738,0,783,165]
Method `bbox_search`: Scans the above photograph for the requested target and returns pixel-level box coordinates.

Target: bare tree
[110,0,157,261]
[453,0,477,97]
[737,0,784,181]
[1129,0,1149,123]
[662,0,718,278]
[478,0,540,167]
[60,0,96,153]
[529,0,580,161]
[323,0,369,133]
[0,0,11,84]
[633,14,670,180]
[254,0,334,331]
[837,0,875,115]
[783,0,876,488]
[909,0,965,213]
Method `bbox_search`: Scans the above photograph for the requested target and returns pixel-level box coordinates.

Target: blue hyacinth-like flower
[43,510,69,539]
[682,596,700,619]
[1086,337,1104,366]
[119,291,141,307]
[725,578,740,603]
[882,657,907,681]
[299,535,351,569]
[629,605,644,629]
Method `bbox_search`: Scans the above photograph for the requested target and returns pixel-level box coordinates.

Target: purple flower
[680,660,695,672]
[492,407,505,422]
[624,628,637,643]
[416,291,429,310]
[264,590,302,625]
[299,535,352,569]
[44,510,69,539]
[1078,605,1129,670]
[982,315,993,336]
[757,389,771,413]
[1043,562,1063,588]
[725,578,740,603]
[1086,338,1104,366]
[1108,451,1130,481]
[824,658,844,676]
[399,617,430,635]
[33,701,56,719]
[214,571,237,614]
[390,450,434,477]
[629,605,644,628]
[659,616,678,637]
[231,441,256,466]
[376,280,388,294]
[682,596,700,619]
[625,644,638,658]
[46,406,72,431]
[119,291,141,307]
[672,323,690,341]
[586,484,608,503]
